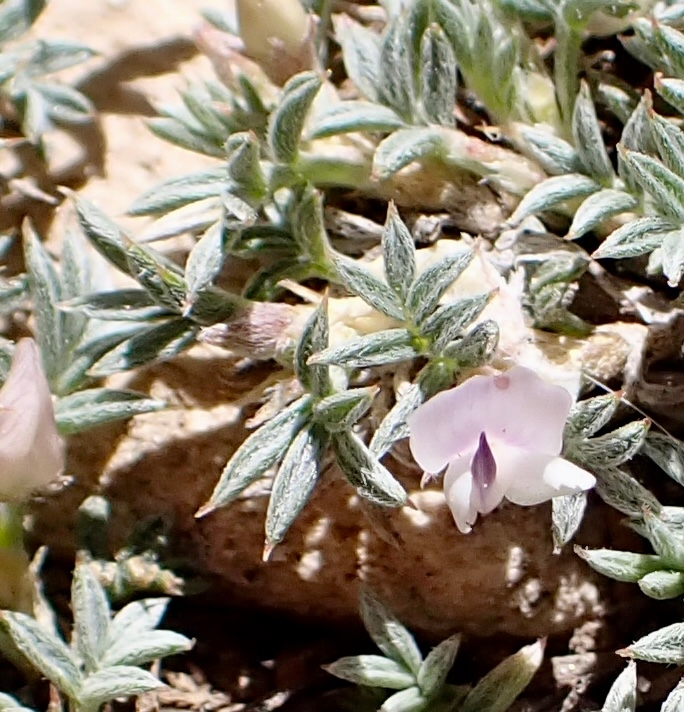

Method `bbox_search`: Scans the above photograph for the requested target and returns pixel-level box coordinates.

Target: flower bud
[0,338,64,503]
[237,0,316,85]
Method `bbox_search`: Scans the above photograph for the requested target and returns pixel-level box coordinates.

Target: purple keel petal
[471,431,497,509]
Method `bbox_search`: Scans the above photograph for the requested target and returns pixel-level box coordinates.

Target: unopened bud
[0,338,64,503]
[237,0,316,85]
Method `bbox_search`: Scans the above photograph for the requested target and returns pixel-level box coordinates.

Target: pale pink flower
[407,366,595,533]
[0,338,64,502]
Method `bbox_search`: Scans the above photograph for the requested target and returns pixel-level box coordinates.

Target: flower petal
[492,443,595,506]
[408,366,571,473]
[0,338,64,502]
[444,467,477,534]
[443,453,508,531]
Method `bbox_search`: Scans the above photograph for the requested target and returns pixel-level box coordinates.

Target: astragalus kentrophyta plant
[28,0,684,707]
[0,562,192,712]
[0,0,94,144]
[324,589,543,712]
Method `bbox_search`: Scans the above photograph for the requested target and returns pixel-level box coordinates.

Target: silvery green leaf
[74,195,133,276]
[229,225,295,257]
[373,127,446,180]
[601,661,636,712]
[55,388,165,435]
[0,0,45,43]
[619,148,684,221]
[35,82,93,124]
[518,126,580,176]
[23,222,62,383]
[575,547,663,582]
[124,242,186,310]
[419,23,456,127]
[292,185,330,265]
[60,230,90,347]
[184,222,225,302]
[147,117,224,158]
[383,203,416,303]
[656,23,684,78]
[459,640,544,712]
[334,255,404,320]
[564,392,621,440]
[638,570,684,600]
[379,14,415,120]
[196,395,312,517]
[21,39,94,76]
[60,290,172,322]
[507,174,600,226]
[650,112,684,179]
[307,101,406,139]
[594,466,661,519]
[417,634,460,699]
[55,322,146,394]
[334,431,408,507]
[406,249,472,325]
[641,511,684,569]
[100,630,192,668]
[106,598,169,646]
[567,190,638,240]
[660,227,684,286]
[369,382,424,458]
[0,691,34,712]
[422,293,490,353]
[381,686,428,712]
[225,131,266,201]
[623,623,684,665]
[78,666,164,707]
[324,655,415,689]
[180,85,229,140]
[595,80,638,125]
[0,611,81,699]
[295,298,331,396]
[662,681,684,711]
[572,80,614,182]
[619,95,655,194]
[186,286,239,325]
[21,84,50,141]
[445,318,499,367]
[333,15,382,102]
[593,216,672,260]
[643,432,684,487]
[573,420,649,468]
[138,196,223,244]
[552,492,587,551]
[265,424,326,554]
[309,329,416,368]
[655,75,684,115]
[72,562,110,672]
[0,274,29,316]
[431,0,470,65]
[359,589,422,675]
[314,387,377,432]
[268,71,322,165]
[88,318,198,377]
[128,168,226,216]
